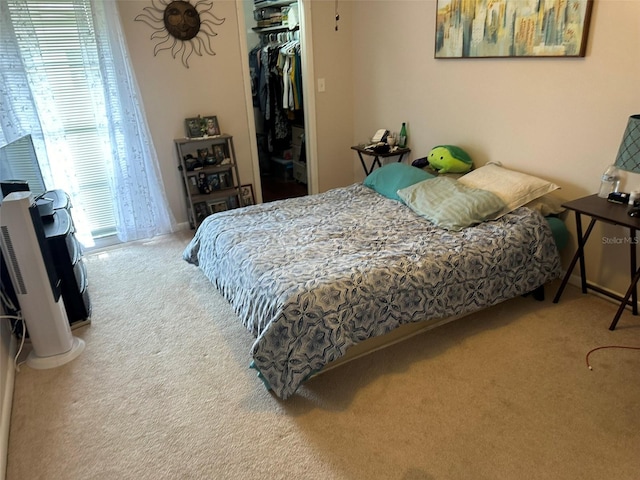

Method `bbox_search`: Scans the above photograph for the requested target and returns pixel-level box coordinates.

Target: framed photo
[186,174,200,195]
[212,143,227,165]
[196,148,209,163]
[207,173,221,191]
[240,184,254,206]
[217,170,231,189]
[227,195,239,210]
[193,202,209,223]
[202,116,220,137]
[435,0,593,58]
[185,117,203,138]
[207,199,228,214]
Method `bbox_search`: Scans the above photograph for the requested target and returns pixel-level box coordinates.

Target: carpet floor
[6,231,640,480]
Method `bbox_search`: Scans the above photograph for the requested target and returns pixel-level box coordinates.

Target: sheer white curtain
[0,0,175,244]
[91,0,175,242]
[0,0,94,245]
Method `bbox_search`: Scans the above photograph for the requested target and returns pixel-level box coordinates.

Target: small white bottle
[629,190,640,205]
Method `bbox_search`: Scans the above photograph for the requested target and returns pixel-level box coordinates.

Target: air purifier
[0,191,84,369]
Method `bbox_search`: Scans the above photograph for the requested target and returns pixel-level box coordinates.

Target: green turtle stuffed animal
[427,145,473,174]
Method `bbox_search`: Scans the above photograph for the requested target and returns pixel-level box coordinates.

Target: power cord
[1,287,28,370]
[585,345,640,370]
[0,289,18,314]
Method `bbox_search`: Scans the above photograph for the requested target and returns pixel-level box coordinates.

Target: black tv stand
[41,190,91,329]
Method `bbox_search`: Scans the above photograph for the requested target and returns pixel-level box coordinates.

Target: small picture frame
[218,170,231,189]
[212,143,227,164]
[227,195,239,210]
[240,184,254,206]
[187,174,200,195]
[197,148,209,163]
[203,116,220,137]
[193,202,209,223]
[185,117,203,138]
[208,199,228,214]
[207,173,220,191]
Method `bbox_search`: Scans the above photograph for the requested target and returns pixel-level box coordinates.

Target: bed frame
[319,285,546,375]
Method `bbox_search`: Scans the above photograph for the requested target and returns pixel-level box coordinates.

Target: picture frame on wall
[240,184,254,206]
[434,0,593,58]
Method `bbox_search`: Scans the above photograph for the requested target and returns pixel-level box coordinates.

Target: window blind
[7,0,116,238]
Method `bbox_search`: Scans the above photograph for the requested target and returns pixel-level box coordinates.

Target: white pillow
[458,163,560,218]
[524,195,565,216]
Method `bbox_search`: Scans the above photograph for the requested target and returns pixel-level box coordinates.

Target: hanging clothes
[249,30,303,154]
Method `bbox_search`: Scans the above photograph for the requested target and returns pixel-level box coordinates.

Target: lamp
[615,114,640,172]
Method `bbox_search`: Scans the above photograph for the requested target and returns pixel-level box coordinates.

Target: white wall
[308,0,355,192]
[118,0,256,229]
[350,0,640,297]
[119,0,640,297]
[118,0,356,224]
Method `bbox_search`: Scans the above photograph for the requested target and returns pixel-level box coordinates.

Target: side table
[553,194,640,330]
[351,145,411,175]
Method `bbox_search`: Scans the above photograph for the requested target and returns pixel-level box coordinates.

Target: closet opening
[244,0,308,203]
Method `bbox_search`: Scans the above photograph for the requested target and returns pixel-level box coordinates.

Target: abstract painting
[435,0,593,58]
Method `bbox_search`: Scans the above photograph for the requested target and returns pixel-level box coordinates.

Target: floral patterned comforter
[183,183,562,399]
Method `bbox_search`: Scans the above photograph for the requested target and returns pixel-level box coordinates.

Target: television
[0,134,47,199]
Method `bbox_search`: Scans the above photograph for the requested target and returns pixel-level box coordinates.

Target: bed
[183,163,565,399]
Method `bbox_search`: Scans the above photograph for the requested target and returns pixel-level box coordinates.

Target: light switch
[317,78,325,92]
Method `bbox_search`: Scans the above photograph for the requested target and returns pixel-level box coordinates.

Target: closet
[245,0,308,202]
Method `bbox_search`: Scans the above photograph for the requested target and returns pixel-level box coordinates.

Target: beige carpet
[6,231,640,480]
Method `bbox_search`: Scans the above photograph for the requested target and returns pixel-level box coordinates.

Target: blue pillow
[363,163,434,201]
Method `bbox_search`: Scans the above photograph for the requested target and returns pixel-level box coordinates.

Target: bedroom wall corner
[118,0,254,227]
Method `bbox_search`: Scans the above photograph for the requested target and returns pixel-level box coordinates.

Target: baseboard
[0,321,16,480]
[565,273,639,310]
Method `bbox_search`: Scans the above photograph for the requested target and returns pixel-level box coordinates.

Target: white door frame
[235,0,318,202]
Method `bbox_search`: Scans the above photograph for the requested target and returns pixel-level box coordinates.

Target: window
[2,0,175,244]
[7,0,116,238]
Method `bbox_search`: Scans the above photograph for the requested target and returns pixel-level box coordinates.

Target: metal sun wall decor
[135,0,225,68]
[435,0,593,58]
